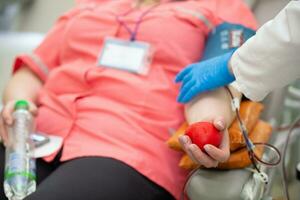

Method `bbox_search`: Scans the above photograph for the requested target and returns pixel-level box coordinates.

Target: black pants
[0,146,174,200]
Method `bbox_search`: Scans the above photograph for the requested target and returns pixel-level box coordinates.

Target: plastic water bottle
[4,100,36,200]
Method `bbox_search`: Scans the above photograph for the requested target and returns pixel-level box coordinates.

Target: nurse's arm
[179,86,242,168]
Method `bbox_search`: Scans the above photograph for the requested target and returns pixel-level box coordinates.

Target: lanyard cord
[115,3,160,41]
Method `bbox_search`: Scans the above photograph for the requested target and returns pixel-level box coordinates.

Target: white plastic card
[98,37,153,75]
[32,134,63,158]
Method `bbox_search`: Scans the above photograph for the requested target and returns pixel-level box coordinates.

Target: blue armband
[201,22,256,60]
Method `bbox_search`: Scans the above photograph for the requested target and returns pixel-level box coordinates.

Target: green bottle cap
[14,100,29,110]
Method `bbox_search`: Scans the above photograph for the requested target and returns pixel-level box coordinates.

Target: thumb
[2,101,16,125]
[28,102,38,116]
[213,117,226,131]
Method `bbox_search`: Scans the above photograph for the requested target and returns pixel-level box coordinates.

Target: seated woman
[0,0,256,199]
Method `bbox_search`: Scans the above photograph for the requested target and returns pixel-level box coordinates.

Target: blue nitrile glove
[175,51,235,103]
[176,22,256,103]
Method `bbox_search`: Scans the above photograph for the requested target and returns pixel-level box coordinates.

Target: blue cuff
[201,22,256,61]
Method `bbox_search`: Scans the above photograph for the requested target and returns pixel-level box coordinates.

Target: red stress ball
[185,122,222,151]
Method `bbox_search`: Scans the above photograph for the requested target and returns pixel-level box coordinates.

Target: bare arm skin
[180,86,242,168]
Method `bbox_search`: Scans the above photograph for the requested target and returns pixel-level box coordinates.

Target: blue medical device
[201,22,256,61]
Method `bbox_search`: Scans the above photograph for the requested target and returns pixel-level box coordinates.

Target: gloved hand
[175,51,236,103]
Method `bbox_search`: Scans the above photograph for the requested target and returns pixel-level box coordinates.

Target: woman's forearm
[184,86,241,127]
[3,66,43,104]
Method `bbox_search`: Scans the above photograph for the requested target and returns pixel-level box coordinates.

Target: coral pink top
[13,0,256,198]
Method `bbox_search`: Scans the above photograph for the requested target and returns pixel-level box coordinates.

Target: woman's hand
[179,118,230,168]
[0,100,37,146]
[1,66,43,146]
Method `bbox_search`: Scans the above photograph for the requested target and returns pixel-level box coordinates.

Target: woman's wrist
[3,66,42,104]
[3,97,35,104]
[3,89,37,105]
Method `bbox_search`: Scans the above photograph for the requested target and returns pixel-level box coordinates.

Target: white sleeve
[230,1,300,101]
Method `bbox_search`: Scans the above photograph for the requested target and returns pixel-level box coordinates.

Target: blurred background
[0,0,73,32]
[0,0,74,99]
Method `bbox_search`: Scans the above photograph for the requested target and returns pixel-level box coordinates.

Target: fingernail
[189,144,197,151]
[204,145,211,152]
[179,136,187,144]
[216,120,224,130]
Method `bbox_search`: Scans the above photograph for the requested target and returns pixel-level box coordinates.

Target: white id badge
[98,37,153,75]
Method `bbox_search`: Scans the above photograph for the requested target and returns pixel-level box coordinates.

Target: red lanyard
[115,3,160,41]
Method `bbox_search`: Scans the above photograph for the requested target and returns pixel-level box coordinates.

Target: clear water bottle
[4,100,36,200]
